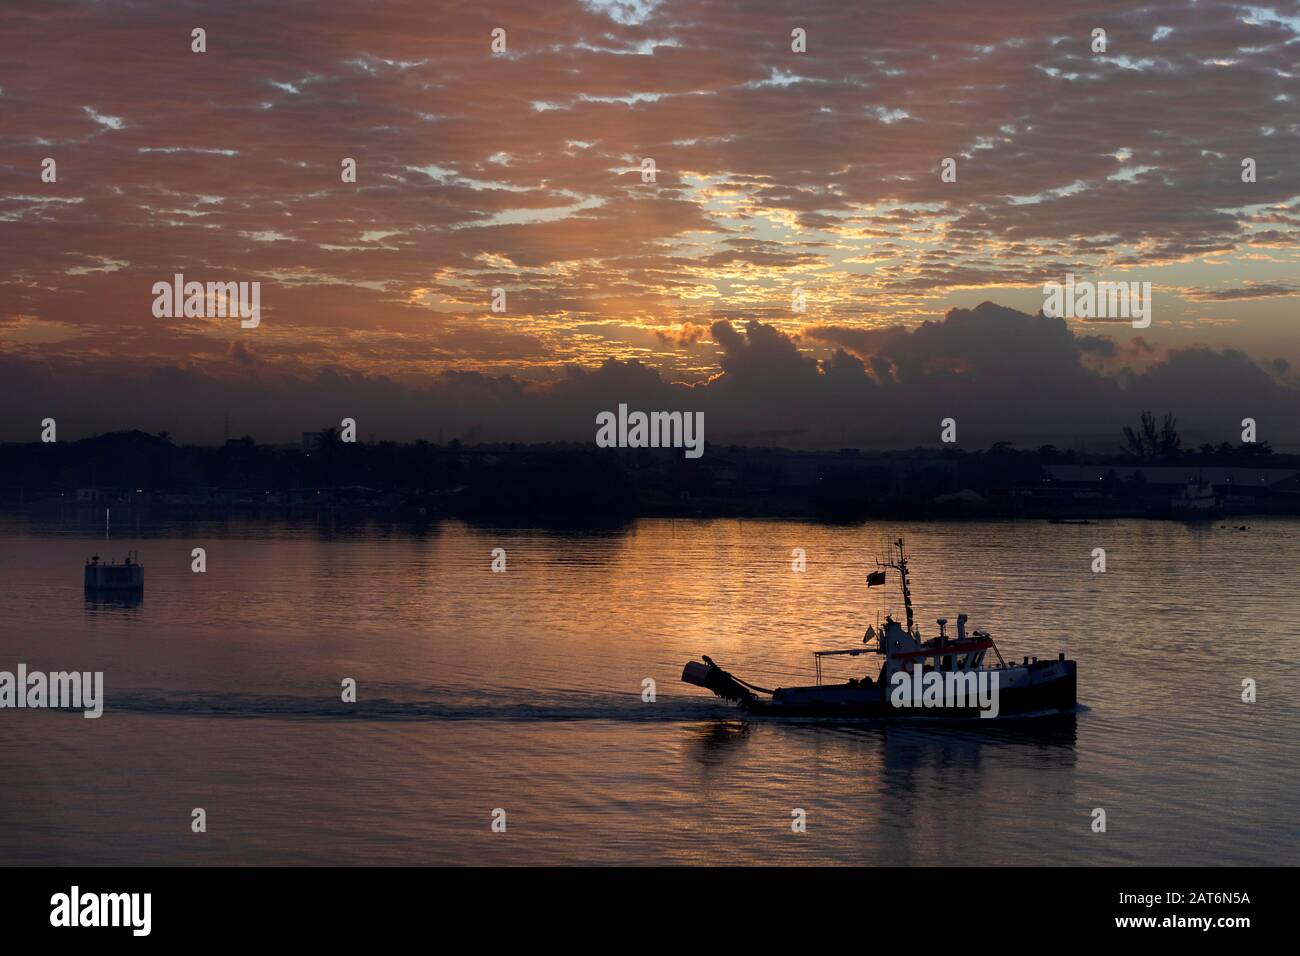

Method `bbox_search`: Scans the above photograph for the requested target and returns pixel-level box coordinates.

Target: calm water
[0,514,1297,865]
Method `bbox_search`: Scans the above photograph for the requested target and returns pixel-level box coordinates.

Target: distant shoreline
[2,500,1294,528]
[3,430,1298,525]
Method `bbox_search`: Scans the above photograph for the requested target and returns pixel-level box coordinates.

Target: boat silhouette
[682,538,1076,719]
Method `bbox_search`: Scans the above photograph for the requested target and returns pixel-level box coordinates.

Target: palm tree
[1122,411,1180,460]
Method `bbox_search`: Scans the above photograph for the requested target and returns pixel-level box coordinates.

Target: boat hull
[84,563,144,591]
[762,661,1075,718]
[686,659,1077,720]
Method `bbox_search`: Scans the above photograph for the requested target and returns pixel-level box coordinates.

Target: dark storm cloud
[1075,335,1119,358]
[4,303,1296,448]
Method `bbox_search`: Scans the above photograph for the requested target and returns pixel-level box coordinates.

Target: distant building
[1036,464,1300,515]
[1043,465,1300,491]
[301,431,324,453]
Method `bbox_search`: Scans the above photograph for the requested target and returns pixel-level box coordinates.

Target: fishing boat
[681,539,1076,719]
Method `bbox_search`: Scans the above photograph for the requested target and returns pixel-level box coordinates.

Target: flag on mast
[867,570,886,587]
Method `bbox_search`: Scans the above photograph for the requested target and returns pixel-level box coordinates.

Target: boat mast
[895,538,914,633]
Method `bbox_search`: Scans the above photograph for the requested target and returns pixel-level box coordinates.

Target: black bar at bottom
[0,866,1279,942]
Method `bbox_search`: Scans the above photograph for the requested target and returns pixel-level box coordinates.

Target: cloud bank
[3,303,1295,449]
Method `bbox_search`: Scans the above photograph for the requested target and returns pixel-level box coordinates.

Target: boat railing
[813,647,876,686]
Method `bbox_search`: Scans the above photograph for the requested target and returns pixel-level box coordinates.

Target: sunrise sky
[2,0,1298,446]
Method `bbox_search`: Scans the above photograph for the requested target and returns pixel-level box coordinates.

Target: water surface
[1,515,1296,864]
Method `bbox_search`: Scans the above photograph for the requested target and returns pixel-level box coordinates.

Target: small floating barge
[84,551,144,593]
[682,539,1076,719]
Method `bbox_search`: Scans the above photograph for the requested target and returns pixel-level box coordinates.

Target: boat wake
[92,689,734,723]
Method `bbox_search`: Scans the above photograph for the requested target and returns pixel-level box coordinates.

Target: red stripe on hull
[892,640,992,659]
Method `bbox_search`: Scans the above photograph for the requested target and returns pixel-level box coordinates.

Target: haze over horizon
[2,0,1298,446]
